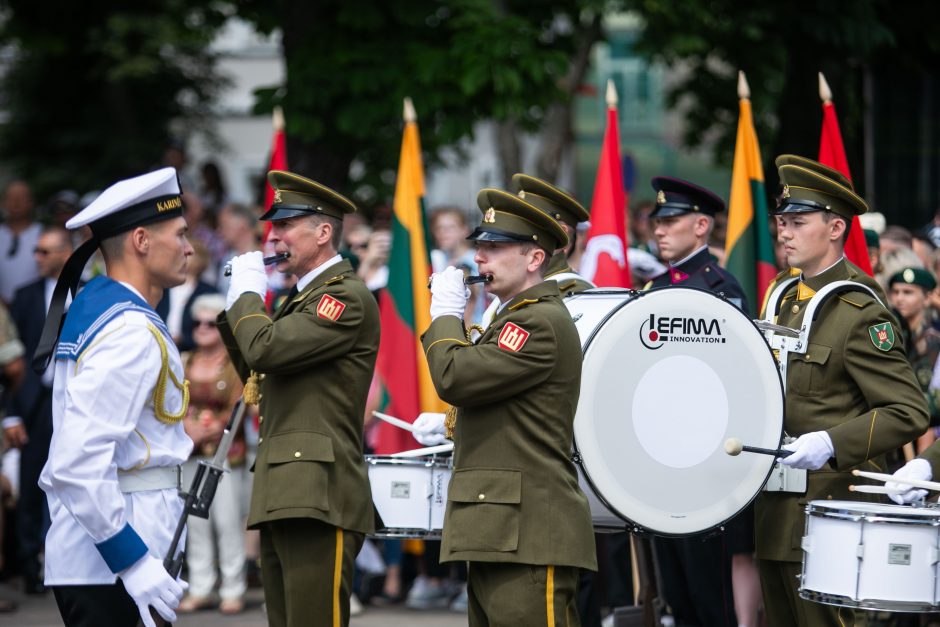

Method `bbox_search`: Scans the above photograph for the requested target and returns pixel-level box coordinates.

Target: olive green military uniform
[218,172,380,627]
[757,157,928,627]
[425,188,596,626]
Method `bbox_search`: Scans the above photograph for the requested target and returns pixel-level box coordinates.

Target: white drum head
[568,287,784,535]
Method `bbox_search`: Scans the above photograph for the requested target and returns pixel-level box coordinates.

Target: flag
[262,107,288,309]
[724,71,776,313]
[374,98,445,454]
[582,79,631,288]
[817,72,873,275]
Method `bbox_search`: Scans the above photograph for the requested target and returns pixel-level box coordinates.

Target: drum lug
[856,543,864,559]
[929,546,939,566]
[571,313,583,323]
[571,452,582,464]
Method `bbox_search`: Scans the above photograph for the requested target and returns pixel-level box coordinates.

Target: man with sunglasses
[219,170,379,627]
[0,181,42,305]
[3,227,72,595]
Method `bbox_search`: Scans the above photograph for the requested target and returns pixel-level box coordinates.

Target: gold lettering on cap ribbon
[156,196,183,212]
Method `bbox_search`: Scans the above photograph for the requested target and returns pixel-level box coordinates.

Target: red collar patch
[316,294,346,321]
[498,322,530,352]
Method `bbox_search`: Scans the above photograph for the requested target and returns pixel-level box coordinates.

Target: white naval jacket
[39,278,192,585]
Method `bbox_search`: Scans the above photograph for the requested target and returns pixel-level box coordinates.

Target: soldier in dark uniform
[757,156,928,626]
[644,176,744,627]
[218,171,380,627]
[421,188,597,626]
[646,177,747,310]
[511,174,595,294]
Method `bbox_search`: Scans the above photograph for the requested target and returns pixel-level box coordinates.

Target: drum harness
[755,276,887,493]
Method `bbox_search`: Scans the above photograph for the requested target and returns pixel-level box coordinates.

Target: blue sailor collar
[55,276,169,361]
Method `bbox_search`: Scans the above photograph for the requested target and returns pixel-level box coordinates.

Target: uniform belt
[117,465,181,493]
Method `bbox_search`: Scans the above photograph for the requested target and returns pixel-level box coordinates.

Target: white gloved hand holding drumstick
[412,412,448,447]
[887,458,932,505]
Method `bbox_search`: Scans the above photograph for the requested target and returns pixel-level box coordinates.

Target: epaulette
[702,264,722,288]
[642,280,653,291]
[559,280,578,293]
[323,275,345,286]
[838,293,874,308]
[508,298,539,312]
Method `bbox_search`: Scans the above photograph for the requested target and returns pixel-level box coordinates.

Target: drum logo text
[639,313,724,349]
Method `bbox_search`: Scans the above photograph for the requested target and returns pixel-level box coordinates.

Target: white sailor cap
[67,167,183,239]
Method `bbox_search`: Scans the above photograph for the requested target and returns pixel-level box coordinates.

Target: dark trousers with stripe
[467,561,580,627]
[758,559,868,627]
[260,518,363,627]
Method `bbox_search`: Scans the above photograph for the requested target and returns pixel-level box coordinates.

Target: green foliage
[231,0,599,204]
[0,0,227,198]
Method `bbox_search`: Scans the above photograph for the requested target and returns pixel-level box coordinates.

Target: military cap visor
[511,173,590,228]
[261,170,357,221]
[649,176,725,219]
[470,188,569,252]
[889,267,937,291]
[773,164,868,219]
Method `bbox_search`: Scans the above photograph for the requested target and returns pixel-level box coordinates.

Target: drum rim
[364,454,451,468]
[806,500,940,525]
[799,589,939,613]
[570,285,786,537]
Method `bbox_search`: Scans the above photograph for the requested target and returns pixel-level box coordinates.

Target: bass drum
[565,287,784,536]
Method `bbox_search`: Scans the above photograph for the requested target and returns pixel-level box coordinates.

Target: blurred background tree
[231,0,607,205]
[628,0,940,214]
[0,0,227,198]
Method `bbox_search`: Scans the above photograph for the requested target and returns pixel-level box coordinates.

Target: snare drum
[565,287,784,536]
[801,500,940,612]
[366,455,451,538]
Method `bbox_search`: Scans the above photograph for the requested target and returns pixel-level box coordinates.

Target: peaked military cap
[67,167,183,239]
[774,154,853,190]
[261,170,357,221]
[889,267,937,291]
[510,174,590,229]
[649,176,726,219]
[468,188,568,252]
[774,159,868,219]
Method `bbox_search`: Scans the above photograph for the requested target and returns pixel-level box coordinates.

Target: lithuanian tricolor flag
[724,71,776,315]
[374,98,445,454]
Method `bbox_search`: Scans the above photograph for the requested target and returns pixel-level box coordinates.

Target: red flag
[261,107,288,309]
[817,73,872,275]
[582,80,631,288]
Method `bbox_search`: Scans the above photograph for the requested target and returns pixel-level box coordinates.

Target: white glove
[780,431,834,470]
[225,251,267,309]
[413,412,447,446]
[887,458,932,505]
[429,266,470,321]
[120,553,187,627]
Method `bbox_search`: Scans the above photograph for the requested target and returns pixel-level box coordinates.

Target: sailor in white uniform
[34,168,194,627]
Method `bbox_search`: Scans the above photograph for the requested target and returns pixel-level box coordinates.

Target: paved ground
[1,583,468,626]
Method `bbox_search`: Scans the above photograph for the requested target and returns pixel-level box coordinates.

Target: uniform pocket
[447,468,522,553]
[788,343,831,396]
[264,431,334,512]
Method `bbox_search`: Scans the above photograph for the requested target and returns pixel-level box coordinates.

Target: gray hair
[190,293,226,319]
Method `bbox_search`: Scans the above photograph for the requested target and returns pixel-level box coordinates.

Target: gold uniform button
[258,437,263,444]
[791,304,800,314]
[258,415,264,424]
[478,493,485,501]
[294,451,302,458]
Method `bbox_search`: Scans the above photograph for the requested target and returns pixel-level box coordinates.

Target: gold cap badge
[273,189,282,204]
[781,185,790,199]
[483,207,496,223]
[518,191,526,199]
[657,190,667,205]
[903,268,915,283]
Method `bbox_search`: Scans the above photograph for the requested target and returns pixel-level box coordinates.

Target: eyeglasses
[193,320,217,329]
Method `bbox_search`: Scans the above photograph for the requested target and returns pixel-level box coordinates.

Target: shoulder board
[508,298,539,312]
[642,280,653,291]
[559,280,578,292]
[702,264,722,287]
[838,293,874,308]
[323,275,345,286]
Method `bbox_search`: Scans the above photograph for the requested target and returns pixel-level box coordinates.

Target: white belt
[117,466,181,493]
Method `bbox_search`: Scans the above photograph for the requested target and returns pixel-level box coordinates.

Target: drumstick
[724,437,793,458]
[852,469,940,493]
[848,484,904,495]
[372,411,419,434]
[389,443,454,458]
